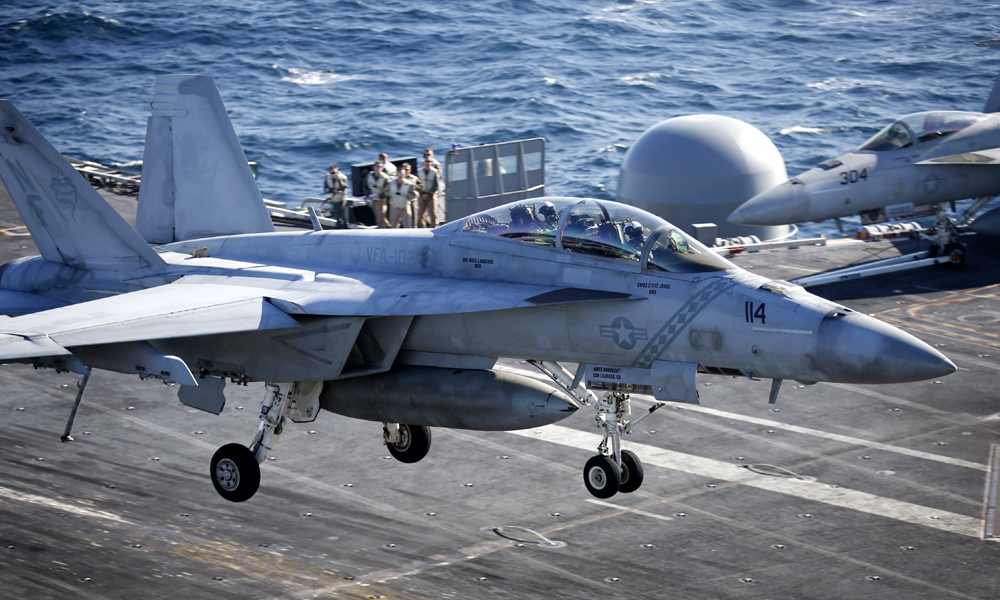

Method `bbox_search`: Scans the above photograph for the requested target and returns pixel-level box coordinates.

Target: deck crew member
[376,153,397,178]
[423,148,442,172]
[424,148,446,223]
[386,170,417,228]
[322,165,349,229]
[401,163,422,223]
[366,163,390,228]
[417,158,442,227]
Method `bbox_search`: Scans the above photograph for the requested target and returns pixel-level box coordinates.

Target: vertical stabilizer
[136,74,275,243]
[986,67,1000,114]
[0,101,164,270]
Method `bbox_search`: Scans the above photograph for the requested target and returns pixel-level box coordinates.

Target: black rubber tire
[618,450,644,494]
[583,455,621,499]
[938,242,967,270]
[210,443,261,502]
[387,424,432,464]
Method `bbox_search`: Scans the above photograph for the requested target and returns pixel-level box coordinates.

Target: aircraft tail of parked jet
[0,101,164,271]
[136,74,274,244]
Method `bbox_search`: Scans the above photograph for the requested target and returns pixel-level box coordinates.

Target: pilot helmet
[624,221,643,241]
[539,201,558,220]
[510,203,530,224]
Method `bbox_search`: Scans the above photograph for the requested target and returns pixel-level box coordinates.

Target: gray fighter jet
[729,84,1000,260]
[0,81,955,503]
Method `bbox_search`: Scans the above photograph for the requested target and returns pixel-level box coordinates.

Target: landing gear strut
[927,205,967,270]
[210,381,321,502]
[525,360,663,500]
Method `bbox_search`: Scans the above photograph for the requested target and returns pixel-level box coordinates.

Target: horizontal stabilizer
[917,148,1000,165]
[0,289,70,316]
[0,101,164,270]
[0,283,300,361]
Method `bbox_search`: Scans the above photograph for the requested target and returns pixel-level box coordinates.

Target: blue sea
[2,0,999,238]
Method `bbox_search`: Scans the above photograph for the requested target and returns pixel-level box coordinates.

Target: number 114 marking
[745,301,766,324]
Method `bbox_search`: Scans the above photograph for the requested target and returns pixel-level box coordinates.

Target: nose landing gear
[526,361,664,500]
[582,393,652,498]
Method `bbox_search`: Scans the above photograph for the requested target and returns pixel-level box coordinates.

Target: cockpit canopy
[461,198,734,273]
[856,111,989,152]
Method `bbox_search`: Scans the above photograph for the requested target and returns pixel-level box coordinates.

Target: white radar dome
[616,115,789,242]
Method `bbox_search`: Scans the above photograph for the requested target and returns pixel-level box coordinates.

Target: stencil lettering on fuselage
[630,278,735,369]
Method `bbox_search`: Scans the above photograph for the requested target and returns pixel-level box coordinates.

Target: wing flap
[0,331,71,360]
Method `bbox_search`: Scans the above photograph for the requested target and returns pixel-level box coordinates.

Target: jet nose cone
[729,180,810,226]
[816,313,956,384]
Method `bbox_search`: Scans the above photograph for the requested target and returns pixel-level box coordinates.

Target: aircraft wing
[916,147,1000,165]
[0,283,301,360]
[0,272,640,361]
[176,271,640,317]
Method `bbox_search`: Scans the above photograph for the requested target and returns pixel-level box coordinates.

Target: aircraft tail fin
[136,74,275,244]
[0,101,165,270]
[986,67,1000,114]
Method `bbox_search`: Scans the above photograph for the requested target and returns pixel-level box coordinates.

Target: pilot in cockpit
[509,203,533,228]
[538,201,559,230]
[624,221,644,250]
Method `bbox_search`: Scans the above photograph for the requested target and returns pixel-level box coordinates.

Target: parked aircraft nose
[728,180,811,226]
[816,313,955,384]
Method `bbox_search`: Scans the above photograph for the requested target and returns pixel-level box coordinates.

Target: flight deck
[1,185,999,600]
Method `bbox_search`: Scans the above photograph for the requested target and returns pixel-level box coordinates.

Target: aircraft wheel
[210,443,260,503]
[930,242,967,270]
[387,424,432,464]
[618,450,644,494]
[583,455,620,499]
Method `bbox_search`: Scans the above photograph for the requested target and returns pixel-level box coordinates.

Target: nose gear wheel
[584,455,620,498]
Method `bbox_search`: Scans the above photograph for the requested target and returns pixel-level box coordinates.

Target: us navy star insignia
[600,317,647,350]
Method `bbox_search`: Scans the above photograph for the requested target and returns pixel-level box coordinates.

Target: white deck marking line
[0,485,132,524]
[509,425,982,538]
[585,499,674,522]
[667,403,987,471]
[497,364,987,471]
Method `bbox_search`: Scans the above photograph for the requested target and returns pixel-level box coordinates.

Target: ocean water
[2,0,999,238]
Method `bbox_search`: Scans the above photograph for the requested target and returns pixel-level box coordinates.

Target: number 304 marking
[839,168,868,185]
[745,301,766,324]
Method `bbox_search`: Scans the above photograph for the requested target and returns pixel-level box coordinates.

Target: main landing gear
[383,422,432,463]
[210,381,321,503]
[209,380,435,502]
[527,361,663,499]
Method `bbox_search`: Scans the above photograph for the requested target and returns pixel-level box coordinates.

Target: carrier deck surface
[0,185,998,600]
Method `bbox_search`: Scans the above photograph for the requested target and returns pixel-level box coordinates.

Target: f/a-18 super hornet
[729,70,1000,265]
[0,76,955,503]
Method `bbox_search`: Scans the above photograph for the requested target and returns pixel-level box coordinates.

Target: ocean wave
[279,68,357,86]
[806,77,882,91]
[110,160,143,168]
